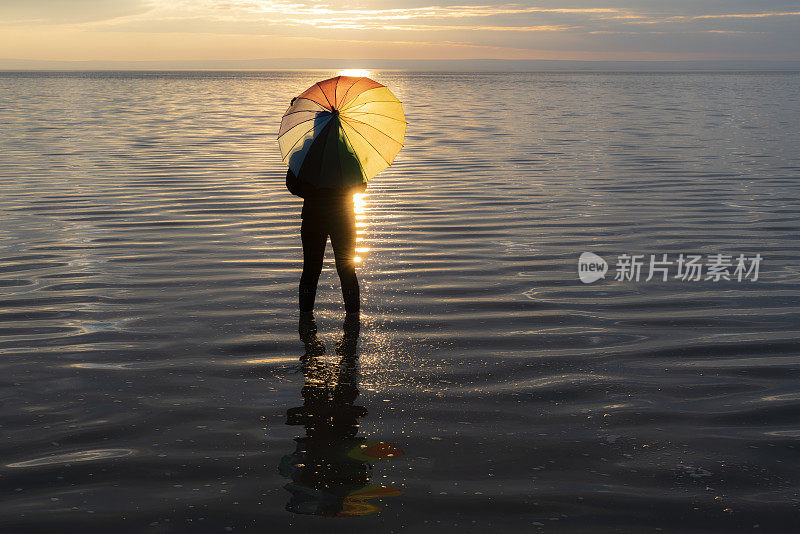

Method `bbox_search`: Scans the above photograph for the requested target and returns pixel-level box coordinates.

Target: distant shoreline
[2,58,800,73]
[2,69,799,75]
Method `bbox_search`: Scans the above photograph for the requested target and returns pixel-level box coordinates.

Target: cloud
[322,23,577,32]
[87,1,800,39]
[91,1,634,31]
[679,11,800,21]
[188,1,627,21]
[0,0,152,24]
[2,1,798,62]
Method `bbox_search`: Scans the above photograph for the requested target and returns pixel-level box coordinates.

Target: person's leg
[330,211,359,314]
[299,217,327,312]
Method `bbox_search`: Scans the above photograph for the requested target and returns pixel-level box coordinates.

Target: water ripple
[1,71,799,532]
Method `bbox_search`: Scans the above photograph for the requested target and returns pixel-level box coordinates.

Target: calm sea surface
[1,71,799,533]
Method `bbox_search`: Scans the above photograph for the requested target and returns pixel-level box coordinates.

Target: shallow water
[1,70,800,532]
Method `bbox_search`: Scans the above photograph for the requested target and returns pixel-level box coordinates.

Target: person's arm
[286,168,316,199]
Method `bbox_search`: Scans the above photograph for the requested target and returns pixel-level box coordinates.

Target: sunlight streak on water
[7,449,136,468]
[338,69,372,78]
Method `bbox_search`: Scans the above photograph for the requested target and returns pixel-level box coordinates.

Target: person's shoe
[298,311,317,343]
[342,287,360,314]
[342,311,361,338]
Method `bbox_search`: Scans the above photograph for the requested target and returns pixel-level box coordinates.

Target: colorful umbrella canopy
[278,76,406,189]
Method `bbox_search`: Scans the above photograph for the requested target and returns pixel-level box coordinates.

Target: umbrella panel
[296,116,365,189]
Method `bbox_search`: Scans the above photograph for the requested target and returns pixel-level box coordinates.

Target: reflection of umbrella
[278,76,406,189]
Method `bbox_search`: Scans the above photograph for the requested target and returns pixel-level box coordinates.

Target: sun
[338,69,372,78]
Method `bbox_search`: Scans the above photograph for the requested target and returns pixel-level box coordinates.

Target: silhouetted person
[279,314,402,516]
[286,168,366,315]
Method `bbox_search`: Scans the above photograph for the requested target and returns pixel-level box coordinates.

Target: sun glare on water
[353,193,366,214]
[353,192,367,264]
[338,69,372,78]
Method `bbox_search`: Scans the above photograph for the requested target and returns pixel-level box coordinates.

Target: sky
[1,0,799,68]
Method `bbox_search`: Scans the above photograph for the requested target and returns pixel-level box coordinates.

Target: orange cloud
[681,11,800,20]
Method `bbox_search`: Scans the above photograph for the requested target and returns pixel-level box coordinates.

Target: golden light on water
[338,69,372,78]
[353,193,366,214]
[353,192,367,264]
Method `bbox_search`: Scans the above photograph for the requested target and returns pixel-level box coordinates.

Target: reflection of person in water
[279,314,402,516]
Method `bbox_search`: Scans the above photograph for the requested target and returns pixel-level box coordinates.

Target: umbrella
[278,75,406,189]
